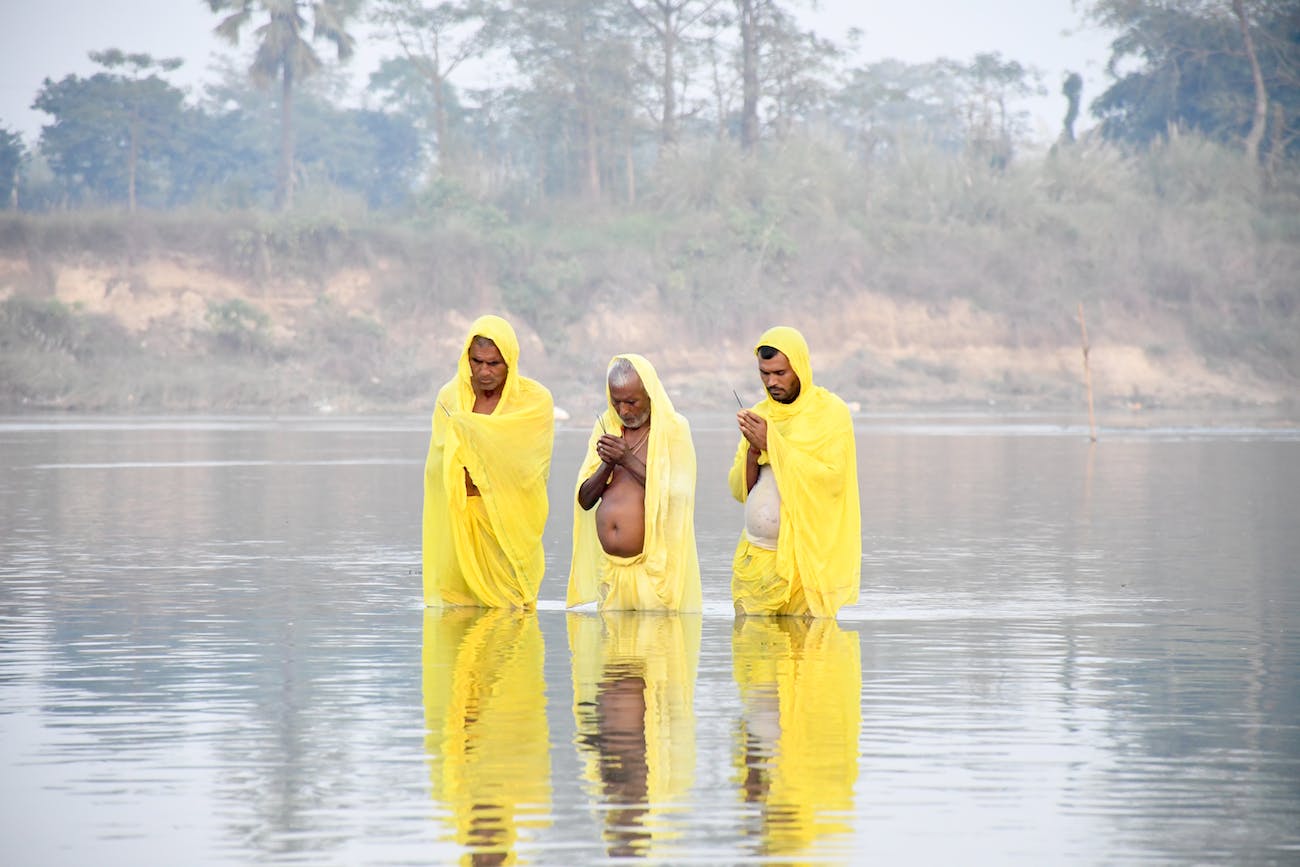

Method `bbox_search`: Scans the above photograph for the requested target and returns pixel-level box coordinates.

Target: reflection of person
[422,607,552,864]
[569,355,701,612]
[423,314,555,608]
[730,326,861,618]
[732,616,861,857]
[569,611,700,858]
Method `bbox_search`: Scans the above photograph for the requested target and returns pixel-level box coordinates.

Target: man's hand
[737,410,767,453]
[595,433,635,466]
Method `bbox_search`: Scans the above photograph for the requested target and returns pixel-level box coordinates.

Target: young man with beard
[730,326,861,618]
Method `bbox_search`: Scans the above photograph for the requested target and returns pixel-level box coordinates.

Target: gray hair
[607,357,640,388]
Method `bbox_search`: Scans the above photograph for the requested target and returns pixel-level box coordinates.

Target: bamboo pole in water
[1077,302,1098,442]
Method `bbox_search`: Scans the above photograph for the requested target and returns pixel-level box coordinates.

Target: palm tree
[207,0,356,209]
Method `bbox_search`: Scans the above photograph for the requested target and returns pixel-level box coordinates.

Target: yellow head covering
[567,354,701,612]
[423,315,554,607]
[422,608,552,864]
[568,611,700,857]
[728,326,860,617]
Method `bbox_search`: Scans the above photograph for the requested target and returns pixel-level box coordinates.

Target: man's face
[468,338,508,396]
[609,376,651,430]
[759,351,801,404]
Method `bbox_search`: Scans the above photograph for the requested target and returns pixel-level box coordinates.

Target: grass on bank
[1,133,1296,411]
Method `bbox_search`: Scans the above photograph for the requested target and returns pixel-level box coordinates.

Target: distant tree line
[0,0,1296,212]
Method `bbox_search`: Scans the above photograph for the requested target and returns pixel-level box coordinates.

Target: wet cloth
[567,354,702,613]
[423,314,554,608]
[728,326,861,617]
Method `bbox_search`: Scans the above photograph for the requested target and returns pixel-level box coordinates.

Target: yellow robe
[422,607,552,864]
[423,314,554,608]
[568,611,700,858]
[732,616,861,857]
[729,326,861,618]
[567,354,702,613]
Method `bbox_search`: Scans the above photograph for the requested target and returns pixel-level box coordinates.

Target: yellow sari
[568,611,701,858]
[423,314,554,608]
[422,607,552,864]
[732,616,861,858]
[567,354,701,612]
[729,326,860,617]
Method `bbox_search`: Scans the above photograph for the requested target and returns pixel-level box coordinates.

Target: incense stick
[732,389,745,408]
[439,402,452,416]
[597,414,608,434]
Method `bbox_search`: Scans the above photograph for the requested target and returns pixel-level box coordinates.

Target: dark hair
[756,345,779,360]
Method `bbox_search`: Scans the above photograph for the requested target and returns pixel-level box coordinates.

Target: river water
[2,413,1298,865]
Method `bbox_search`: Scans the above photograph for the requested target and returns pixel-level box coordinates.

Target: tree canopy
[1084,0,1300,160]
[7,0,1299,211]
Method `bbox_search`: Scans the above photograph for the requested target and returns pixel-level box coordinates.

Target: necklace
[624,427,650,454]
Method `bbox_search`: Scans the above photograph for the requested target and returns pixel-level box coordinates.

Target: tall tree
[206,0,358,210]
[757,5,839,139]
[369,0,499,172]
[0,126,25,209]
[505,0,636,199]
[736,0,761,150]
[832,59,966,159]
[730,0,820,150]
[87,50,184,211]
[33,53,188,208]
[624,0,721,148]
[952,52,1043,168]
[1083,0,1299,158]
[1231,0,1268,161]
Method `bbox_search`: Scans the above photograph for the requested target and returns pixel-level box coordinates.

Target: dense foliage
[1,1,1291,212]
[1085,0,1300,161]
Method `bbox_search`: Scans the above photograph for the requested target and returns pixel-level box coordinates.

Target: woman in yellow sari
[423,315,554,608]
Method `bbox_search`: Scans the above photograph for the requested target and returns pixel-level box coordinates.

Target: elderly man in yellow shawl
[568,355,701,612]
[423,314,554,608]
[730,326,860,618]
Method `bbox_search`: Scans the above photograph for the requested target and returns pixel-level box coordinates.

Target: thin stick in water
[1077,302,1098,443]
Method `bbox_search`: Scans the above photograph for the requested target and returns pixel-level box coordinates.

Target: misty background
[0,1,1296,415]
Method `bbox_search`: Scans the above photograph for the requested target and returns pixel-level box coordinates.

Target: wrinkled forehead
[608,374,648,400]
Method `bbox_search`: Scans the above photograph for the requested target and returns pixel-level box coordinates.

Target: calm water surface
[2,413,1298,865]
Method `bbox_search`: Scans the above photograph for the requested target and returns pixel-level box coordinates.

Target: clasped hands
[595,434,639,467]
[737,409,767,453]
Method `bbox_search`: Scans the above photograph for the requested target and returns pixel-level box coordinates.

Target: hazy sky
[0,0,1115,143]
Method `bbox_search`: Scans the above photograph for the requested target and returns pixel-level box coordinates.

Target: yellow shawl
[731,616,861,855]
[567,354,701,612]
[422,607,552,863]
[568,611,701,856]
[728,326,861,617]
[423,314,554,608]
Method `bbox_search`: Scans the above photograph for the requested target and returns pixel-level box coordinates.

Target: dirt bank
[1,249,1289,415]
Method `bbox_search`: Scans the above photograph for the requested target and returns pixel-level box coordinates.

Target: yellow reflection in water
[568,611,701,858]
[732,616,862,861]
[422,607,552,866]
